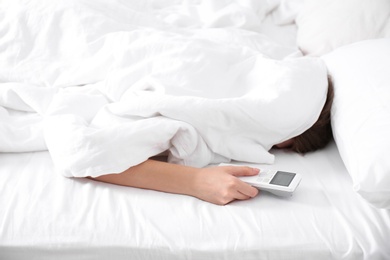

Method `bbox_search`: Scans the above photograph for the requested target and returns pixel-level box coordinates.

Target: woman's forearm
[90,159,259,205]
[91,159,199,197]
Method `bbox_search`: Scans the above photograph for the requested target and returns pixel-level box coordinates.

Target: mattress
[1,141,389,260]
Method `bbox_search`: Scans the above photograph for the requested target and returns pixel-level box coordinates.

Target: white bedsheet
[1,1,389,259]
[1,142,389,260]
[0,0,328,177]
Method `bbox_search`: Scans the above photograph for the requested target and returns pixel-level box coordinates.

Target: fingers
[228,167,259,200]
[225,177,259,203]
[220,185,258,205]
[194,165,260,205]
[209,177,259,205]
[225,166,260,177]
[233,189,258,201]
[235,180,259,198]
[221,166,260,203]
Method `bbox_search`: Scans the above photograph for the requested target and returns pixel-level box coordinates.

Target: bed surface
[1,0,390,259]
[1,142,389,260]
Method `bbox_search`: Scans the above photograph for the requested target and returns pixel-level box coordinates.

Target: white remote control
[220,164,302,197]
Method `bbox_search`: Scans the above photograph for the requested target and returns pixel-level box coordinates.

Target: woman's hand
[191,166,260,205]
[91,160,259,206]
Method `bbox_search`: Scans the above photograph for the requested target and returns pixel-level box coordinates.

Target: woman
[90,79,334,205]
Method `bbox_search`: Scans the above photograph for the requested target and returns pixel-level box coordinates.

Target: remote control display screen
[270,171,295,187]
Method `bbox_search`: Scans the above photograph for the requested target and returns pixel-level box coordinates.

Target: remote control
[220,164,302,197]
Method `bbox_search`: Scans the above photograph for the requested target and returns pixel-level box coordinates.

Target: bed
[1,0,390,259]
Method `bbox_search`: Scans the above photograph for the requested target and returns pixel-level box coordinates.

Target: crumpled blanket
[0,0,328,177]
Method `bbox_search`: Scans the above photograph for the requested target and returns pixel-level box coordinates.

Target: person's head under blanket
[45,56,334,177]
[275,76,334,153]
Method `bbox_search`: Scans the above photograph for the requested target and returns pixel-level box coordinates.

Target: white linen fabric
[296,0,390,56]
[322,39,390,209]
[1,143,389,260]
[1,1,389,259]
[0,0,328,177]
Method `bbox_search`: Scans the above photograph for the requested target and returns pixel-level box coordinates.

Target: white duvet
[0,0,328,177]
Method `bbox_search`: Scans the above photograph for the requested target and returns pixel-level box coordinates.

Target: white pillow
[296,0,390,56]
[322,39,390,208]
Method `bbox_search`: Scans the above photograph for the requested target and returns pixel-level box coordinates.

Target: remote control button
[263,178,271,183]
[261,172,273,178]
[256,177,264,182]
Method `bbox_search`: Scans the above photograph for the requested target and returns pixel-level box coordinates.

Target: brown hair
[290,76,334,154]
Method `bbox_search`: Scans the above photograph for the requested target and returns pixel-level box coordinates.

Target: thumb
[226,166,259,177]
